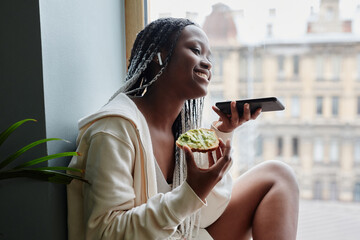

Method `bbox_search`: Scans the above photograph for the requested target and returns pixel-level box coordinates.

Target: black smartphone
[215,97,285,116]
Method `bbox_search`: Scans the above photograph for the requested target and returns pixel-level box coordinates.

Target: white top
[154,159,172,193]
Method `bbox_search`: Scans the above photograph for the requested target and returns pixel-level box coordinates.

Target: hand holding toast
[184,139,232,202]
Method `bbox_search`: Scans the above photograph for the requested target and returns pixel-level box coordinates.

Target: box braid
[108,18,206,239]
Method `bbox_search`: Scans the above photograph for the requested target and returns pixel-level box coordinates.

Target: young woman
[67,18,299,240]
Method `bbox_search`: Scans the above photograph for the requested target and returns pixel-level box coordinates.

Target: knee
[261,160,299,195]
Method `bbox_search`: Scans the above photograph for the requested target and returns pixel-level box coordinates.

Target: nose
[200,58,212,70]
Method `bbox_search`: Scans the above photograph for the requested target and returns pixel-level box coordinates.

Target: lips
[194,70,210,81]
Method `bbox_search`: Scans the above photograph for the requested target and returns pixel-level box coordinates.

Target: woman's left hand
[212,101,262,133]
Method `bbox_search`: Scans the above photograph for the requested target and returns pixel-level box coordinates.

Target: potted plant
[0,119,88,184]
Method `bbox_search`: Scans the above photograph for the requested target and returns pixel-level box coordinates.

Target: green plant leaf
[13,152,79,169]
[0,119,37,148]
[0,169,89,184]
[33,166,84,173]
[0,138,64,170]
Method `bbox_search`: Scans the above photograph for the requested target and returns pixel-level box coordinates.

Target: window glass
[355,183,360,202]
[291,96,300,117]
[329,139,339,163]
[148,0,360,237]
[355,139,360,164]
[332,96,339,116]
[314,138,323,163]
[276,136,283,157]
[292,137,299,157]
[316,96,323,116]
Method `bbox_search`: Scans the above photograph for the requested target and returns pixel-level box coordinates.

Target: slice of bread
[176,128,219,153]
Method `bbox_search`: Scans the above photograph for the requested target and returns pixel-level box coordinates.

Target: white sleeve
[83,132,206,240]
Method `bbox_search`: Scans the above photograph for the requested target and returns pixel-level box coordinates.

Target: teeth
[195,72,207,79]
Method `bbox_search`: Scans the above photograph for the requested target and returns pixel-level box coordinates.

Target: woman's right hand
[184,139,232,202]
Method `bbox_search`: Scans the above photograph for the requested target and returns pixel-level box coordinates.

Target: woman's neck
[131,90,184,131]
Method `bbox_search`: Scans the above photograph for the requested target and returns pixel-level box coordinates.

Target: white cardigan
[67,93,233,240]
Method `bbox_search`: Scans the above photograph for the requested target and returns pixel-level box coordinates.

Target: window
[314,180,323,200]
[316,96,323,116]
[329,139,339,163]
[254,56,262,82]
[354,183,360,202]
[355,139,360,164]
[278,55,285,80]
[314,138,324,163]
[213,53,224,77]
[293,55,299,77]
[291,96,300,117]
[267,23,273,37]
[316,56,324,81]
[332,96,339,116]
[357,53,360,80]
[332,56,341,81]
[292,137,299,157]
[277,137,283,157]
[330,181,338,201]
[357,96,360,115]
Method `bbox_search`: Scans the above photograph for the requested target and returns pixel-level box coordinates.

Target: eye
[191,48,201,55]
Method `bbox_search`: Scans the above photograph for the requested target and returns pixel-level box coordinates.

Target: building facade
[203,1,360,201]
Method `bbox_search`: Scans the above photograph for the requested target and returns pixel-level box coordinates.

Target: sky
[148,0,360,41]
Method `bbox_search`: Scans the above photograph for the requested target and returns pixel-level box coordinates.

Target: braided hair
[109,18,205,239]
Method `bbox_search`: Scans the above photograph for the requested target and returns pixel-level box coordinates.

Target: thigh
[206,160,294,240]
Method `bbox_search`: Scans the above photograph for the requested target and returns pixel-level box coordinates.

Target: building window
[277,137,283,156]
[314,180,323,200]
[354,183,360,202]
[314,138,324,163]
[291,96,300,117]
[316,96,323,116]
[254,56,262,82]
[332,96,339,116]
[332,56,341,81]
[316,56,324,81]
[357,53,360,80]
[357,96,360,115]
[278,55,285,80]
[293,55,299,77]
[267,23,273,37]
[355,139,360,164]
[292,137,299,157]
[213,53,224,78]
[329,139,339,163]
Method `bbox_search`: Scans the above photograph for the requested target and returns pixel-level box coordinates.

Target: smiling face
[160,25,213,100]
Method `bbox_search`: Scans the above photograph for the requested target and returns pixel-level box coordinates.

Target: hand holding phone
[215,97,285,117]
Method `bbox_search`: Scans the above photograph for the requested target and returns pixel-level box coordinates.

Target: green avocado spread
[176,128,218,149]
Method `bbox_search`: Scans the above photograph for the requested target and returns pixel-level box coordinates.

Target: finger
[210,139,232,172]
[242,103,251,122]
[216,139,225,160]
[183,146,197,169]
[251,108,262,120]
[230,101,239,124]
[212,106,230,123]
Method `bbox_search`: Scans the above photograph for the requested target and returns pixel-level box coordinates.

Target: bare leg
[206,160,299,240]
